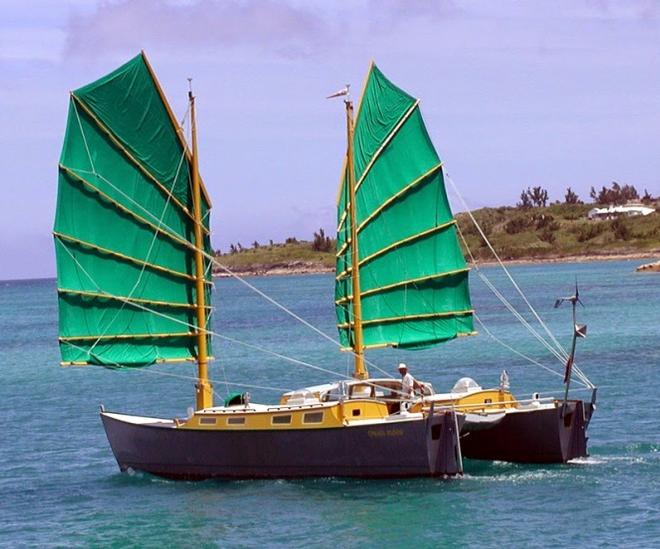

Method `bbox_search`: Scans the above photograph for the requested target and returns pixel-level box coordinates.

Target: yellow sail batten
[58,288,211,310]
[338,309,474,329]
[60,356,202,367]
[53,232,211,285]
[59,164,196,253]
[59,332,196,342]
[70,94,209,236]
[354,100,420,193]
[336,267,470,305]
[335,100,420,231]
[336,207,349,235]
[358,221,458,268]
[356,163,443,235]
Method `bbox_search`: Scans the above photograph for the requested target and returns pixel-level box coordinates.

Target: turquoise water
[0,260,658,547]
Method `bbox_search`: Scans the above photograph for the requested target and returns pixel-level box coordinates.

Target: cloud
[64,0,332,59]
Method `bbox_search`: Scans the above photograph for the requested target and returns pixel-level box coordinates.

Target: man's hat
[398,363,408,371]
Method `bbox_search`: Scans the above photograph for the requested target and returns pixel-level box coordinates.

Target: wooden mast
[189,82,213,410]
[345,97,368,380]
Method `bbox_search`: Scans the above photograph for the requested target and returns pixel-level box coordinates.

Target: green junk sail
[54,53,213,367]
[335,64,474,350]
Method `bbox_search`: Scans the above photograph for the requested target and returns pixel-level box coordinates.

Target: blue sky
[1,0,659,279]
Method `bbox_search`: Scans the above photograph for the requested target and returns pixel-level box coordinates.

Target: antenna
[554,280,587,416]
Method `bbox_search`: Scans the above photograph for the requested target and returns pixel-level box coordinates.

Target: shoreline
[213,250,660,278]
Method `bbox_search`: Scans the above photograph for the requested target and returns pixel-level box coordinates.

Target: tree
[642,189,654,204]
[594,181,639,205]
[237,242,243,252]
[252,240,260,249]
[564,187,582,204]
[589,186,598,202]
[312,228,332,252]
[517,189,532,209]
[229,244,237,254]
[517,186,549,208]
[529,186,549,208]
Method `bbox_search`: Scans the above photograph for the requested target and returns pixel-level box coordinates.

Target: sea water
[0,260,657,547]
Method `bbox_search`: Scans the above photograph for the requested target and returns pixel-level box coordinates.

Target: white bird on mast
[327,84,350,100]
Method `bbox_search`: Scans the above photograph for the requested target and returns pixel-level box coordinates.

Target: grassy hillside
[214,241,335,275]
[456,203,660,260]
[214,204,660,274]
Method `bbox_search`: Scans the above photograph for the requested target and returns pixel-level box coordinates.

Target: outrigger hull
[101,410,464,479]
[460,400,594,464]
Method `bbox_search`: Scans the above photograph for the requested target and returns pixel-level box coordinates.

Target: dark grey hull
[101,411,464,479]
[461,400,594,463]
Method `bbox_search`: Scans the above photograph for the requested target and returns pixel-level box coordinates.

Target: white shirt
[401,372,415,397]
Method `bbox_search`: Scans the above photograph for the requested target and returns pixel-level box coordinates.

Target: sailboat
[331,63,596,464]
[54,52,466,479]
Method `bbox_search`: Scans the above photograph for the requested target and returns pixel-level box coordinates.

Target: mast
[345,97,368,380]
[189,81,213,410]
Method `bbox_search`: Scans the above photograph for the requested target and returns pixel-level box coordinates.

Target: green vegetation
[214,235,335,275]
[456,203,660,261]
[213,186,659,274]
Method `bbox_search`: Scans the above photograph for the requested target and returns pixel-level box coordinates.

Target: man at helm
[398,363,420,399]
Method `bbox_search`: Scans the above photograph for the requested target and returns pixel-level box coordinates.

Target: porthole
[303,412,324,424]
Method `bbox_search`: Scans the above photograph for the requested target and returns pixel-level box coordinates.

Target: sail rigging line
[445,172,587,371]
[85,128,190,357]
[454,220,569,366]
[69,98,206,249]
[70,95,207,235]
[63,339,290,395]
[452,205,592,387]
[59,165,196,253]
[473,313,568,382]
[210,260,393,379]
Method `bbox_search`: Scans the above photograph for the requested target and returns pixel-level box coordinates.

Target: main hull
[461,400,593,463]
[101,410,464,479]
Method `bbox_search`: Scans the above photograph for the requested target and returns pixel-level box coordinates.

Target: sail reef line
[54,53,213,367]
[335,64,474,350]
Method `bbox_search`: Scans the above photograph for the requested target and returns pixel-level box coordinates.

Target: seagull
[327,85,350,99]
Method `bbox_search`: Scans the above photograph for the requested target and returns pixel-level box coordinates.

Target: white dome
[452,377,482,393]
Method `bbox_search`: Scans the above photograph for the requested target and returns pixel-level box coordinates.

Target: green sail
[54,53,213,367]
[335,64,474,350]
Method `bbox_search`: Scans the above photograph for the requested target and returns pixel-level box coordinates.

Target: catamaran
[328,62,597,464]
[54,52,466,479]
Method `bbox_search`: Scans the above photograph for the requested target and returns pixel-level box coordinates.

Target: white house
[587,204,655,220]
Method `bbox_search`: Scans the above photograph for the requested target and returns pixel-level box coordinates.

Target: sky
[1,0,659,280]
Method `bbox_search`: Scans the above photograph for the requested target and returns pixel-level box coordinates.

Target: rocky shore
[213,251,660,278]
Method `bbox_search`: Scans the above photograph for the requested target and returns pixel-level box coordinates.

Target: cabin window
[303,412,324,424]
[272,415,292,425]
[199,417,216,425]
[227,417,245,425]
[352,409,361,417]
[484,398,492,404]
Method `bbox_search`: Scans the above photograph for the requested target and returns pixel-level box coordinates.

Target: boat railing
[423,395,559,414]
